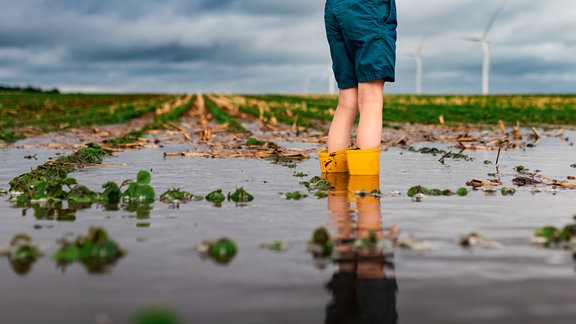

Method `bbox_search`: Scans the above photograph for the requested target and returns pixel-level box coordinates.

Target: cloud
[0,0,575,93]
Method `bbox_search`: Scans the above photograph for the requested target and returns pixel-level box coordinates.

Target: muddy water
[2,132,576,323]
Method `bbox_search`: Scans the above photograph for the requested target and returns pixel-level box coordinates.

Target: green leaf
[62,177,78,186]
[137,170,152,185]
[101,181,121,204]
[53,245,80,262]
[456,187,468,196]
[229,187,254,203]
[139,185,156,203]
[209,238,237,264]
[205,189,225,203]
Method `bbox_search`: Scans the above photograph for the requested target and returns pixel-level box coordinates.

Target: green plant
[159,188,196,203]
[285,191,308,200]
[228,187,254,203]
[205,189,226,205]
[121,170,156,203]
[307,227,334,257]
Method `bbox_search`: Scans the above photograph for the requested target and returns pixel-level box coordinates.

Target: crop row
[246,94,576,127]
[0,93,180,142]
[4,93,576,144]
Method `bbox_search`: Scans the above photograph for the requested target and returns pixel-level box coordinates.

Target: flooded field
[2,131,576,324]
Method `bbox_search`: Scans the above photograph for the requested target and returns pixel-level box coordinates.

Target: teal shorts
[325,0,397,89]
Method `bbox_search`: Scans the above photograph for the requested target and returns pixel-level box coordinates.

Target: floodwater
[2,131,576,324]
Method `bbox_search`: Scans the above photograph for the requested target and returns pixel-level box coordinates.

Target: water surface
[1,132,576,323]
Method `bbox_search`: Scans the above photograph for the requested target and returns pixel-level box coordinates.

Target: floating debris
[512,177,543,186]
[407,146,473,161]
[456,232,484,247]
[412,192,425,202]
[466,179,502,188]
[260,240,289,252]
[395,233,434,251]
[407,185,467,198]
[481,187,498,195]
[456,232,502,249]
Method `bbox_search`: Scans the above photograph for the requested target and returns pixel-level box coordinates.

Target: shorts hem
[337,81,359,89]
[358,72,395,84]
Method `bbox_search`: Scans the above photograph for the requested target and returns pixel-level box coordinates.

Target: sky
[1,0,575,94]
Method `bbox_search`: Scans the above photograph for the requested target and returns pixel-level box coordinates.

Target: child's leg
[356,79,384,149]
[327,87,358,153]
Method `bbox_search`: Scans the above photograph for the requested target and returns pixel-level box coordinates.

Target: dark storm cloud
[67,41,297,66]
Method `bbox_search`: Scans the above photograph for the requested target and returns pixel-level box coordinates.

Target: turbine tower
[464,1,506,95]
[407,38,426,94]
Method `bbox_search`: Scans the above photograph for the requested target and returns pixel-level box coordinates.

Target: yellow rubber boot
[346,147,380,175]
[318,149,348,173]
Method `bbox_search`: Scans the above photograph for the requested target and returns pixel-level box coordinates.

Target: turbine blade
[461,36,482,42]
[416,37,427,55]
[483,0,507,38]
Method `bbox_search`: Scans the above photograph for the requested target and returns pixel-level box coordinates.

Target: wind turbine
[327,64,335,94]
[464,1,506,95]
[303,73,309,94]
[407,38,426,94]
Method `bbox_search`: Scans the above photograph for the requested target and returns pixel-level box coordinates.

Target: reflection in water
[3,234,42,276]
[53,226,126,274]
[20,201,79,221]
[324,173,398,324]
[13,200,152,227]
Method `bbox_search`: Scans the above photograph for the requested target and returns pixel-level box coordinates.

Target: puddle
[2,133,576,323]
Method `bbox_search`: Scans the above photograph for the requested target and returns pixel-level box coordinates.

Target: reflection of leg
[348,174,386,279]
[348,175,382,239]
[325,272,358,323]
[357,200,382,240]
[326,173,356,271]
[356,277,398,324]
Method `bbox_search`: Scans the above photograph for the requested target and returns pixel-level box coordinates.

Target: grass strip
[204,96,249,133]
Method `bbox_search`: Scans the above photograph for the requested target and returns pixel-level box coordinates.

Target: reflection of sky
[1,0,575,94]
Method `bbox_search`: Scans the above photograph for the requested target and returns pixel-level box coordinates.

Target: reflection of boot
[348,175,380,204]
[319,149,348,173]
[346,148,380,175]
[348,175,381,239]
[323,173,350,198]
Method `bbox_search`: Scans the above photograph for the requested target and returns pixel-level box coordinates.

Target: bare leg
[327,87,358,152]
[356,79,384,149]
